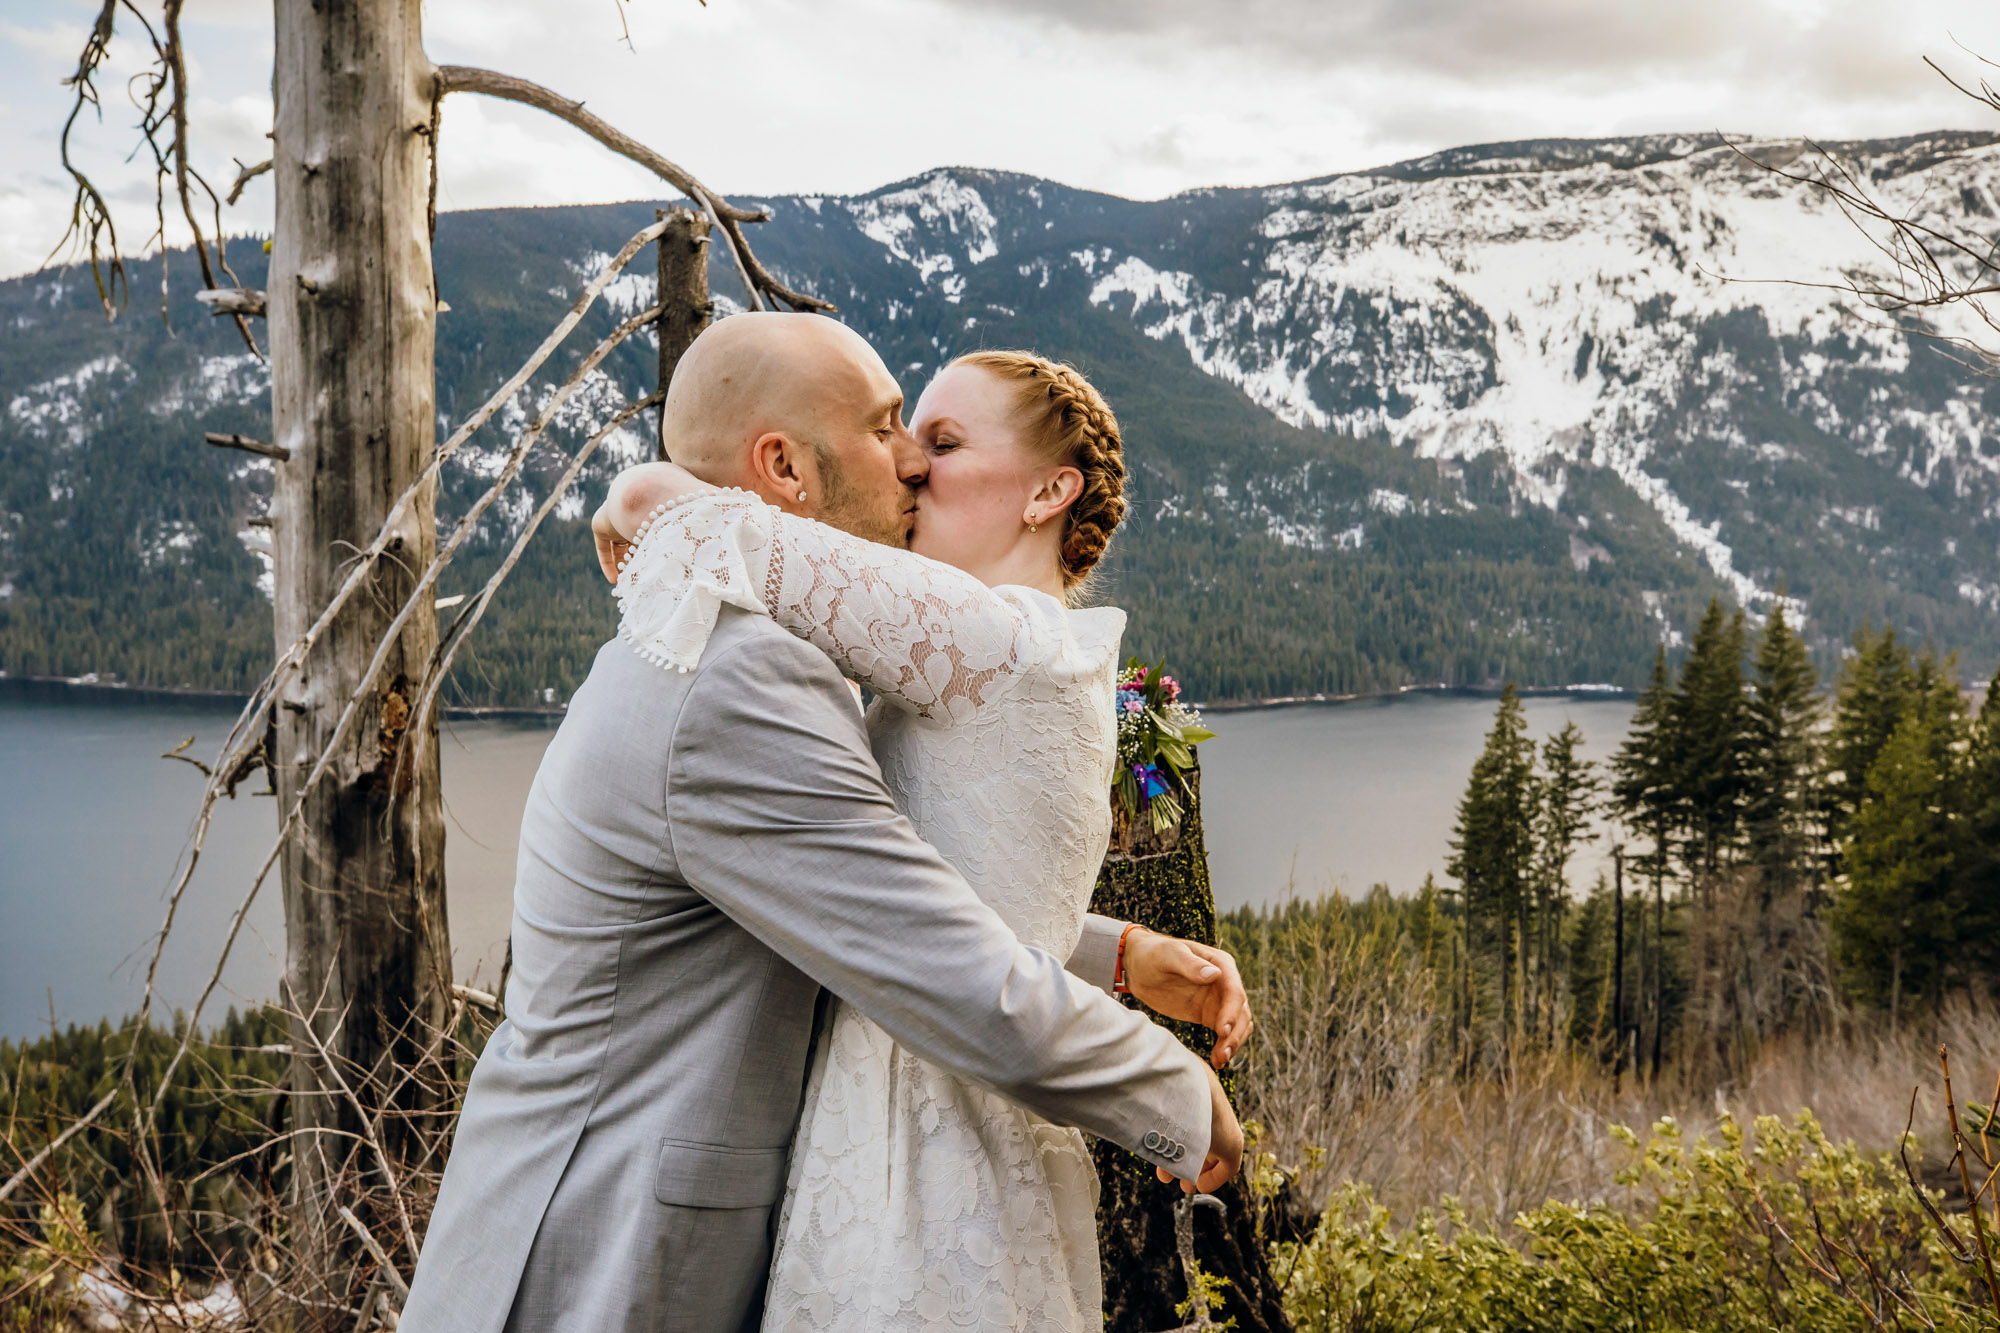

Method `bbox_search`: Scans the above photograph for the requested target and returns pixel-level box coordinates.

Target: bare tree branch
[196,287,268,318]
[435,64,832,312]
[124,219,673,1145]
[205,431,290,461]
[50,0,262,355]
[227,156,273,206]
[51,0,128,316]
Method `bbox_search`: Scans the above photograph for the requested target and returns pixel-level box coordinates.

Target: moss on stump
[1089,761,1291,1332]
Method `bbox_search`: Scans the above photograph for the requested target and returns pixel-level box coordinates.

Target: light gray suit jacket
[402,609,1211,1333]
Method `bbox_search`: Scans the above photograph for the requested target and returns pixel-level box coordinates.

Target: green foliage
[1835,703,1966,1016]
[1278,1115,1994,1333]
[0,1193,96,1330]
[1827,625,1922,847]
[0,1010,290,1273]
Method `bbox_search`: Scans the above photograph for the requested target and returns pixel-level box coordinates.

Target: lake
[0,683,1634,1039]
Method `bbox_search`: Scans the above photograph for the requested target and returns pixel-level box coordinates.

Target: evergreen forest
[1421,601,2000,1080]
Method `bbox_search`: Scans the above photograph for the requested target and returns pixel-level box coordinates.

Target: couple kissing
[403,312,1254,1332]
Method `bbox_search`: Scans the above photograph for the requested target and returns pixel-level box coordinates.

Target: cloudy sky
[4,0,2000,280]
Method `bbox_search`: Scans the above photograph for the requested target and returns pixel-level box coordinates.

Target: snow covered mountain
[754,131,2000,634]
[4,130,1998,702]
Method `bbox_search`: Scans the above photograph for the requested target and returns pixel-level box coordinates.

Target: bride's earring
[798,490,807,502]
[1027,510,1039,533]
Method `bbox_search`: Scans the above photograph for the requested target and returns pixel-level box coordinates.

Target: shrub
[1277,1113,1996,1333]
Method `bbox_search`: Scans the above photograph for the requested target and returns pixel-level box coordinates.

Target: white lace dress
[614,489,1126,1331]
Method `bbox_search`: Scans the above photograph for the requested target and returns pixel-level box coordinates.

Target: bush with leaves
[1276,1113,1995,1333]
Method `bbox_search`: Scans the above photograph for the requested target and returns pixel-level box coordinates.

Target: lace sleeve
[615,490,1042,720]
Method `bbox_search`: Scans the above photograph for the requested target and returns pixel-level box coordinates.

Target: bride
[595,347,1233,1329]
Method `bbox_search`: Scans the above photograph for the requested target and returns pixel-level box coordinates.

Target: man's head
[661,313,923,547]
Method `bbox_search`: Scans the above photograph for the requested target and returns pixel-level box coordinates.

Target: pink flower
[1162,676,1181,699]
[1133,666,1149,682]
[1124,698,1144,714]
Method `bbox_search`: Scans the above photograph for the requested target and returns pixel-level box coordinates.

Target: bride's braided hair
[951,350,1127,592]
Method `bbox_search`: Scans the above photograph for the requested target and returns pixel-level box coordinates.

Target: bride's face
[908,365,1063,584]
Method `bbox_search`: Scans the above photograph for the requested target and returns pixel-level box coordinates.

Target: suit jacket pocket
[653,1137,789,1210]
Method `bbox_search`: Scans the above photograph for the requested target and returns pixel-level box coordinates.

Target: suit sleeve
[1068,914,1126,995]
[662,630,1210,1180]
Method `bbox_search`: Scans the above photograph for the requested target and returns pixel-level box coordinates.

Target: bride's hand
[1120,929,1254,1068]
[591,461,714,583]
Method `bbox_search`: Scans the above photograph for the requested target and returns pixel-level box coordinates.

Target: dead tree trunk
[655,206,712,457]
[269,0,450,1296]
[1089,764,1291,1333]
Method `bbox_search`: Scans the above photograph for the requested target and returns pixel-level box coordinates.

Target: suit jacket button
[1143,1131,1162,1151]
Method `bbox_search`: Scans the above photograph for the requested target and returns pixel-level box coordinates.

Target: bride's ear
[1031,464,1085,520]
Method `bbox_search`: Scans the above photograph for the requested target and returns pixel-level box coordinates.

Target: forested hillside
[6,131,1998,704]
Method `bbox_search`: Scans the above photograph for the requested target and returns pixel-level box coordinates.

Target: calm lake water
[0,683,1634,1039]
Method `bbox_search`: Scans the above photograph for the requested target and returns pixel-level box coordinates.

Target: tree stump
[1089,762,1292,1332]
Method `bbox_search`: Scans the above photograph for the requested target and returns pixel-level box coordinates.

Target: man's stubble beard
[813,447,914,549]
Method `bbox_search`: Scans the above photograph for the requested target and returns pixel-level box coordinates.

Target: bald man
[403,314,1244,1333]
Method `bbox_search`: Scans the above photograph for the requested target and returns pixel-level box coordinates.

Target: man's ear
[1033,464,1085,518]
[747,431,817,510]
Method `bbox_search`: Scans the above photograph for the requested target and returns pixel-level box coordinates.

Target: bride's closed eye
[927,435,962,455]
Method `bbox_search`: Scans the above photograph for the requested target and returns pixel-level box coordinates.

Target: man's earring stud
[798,490,807,502]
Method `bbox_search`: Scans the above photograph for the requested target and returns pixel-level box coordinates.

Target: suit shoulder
[698,607,848,687]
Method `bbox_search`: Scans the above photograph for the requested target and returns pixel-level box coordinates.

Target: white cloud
[3,0,2000,281]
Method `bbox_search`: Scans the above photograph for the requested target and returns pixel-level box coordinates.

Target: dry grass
[1224,889,2000,1229]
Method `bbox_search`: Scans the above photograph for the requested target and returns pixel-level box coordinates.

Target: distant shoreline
[2,670,1636,717]
[1196,682,1636,712]
[0,673,564,722]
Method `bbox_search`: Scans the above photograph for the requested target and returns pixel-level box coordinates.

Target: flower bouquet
[1109,659,1217,860]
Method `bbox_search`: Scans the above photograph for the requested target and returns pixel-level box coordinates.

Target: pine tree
[1533,721,1598,1039]
[1563,876,1618,1058]
[1956,685,2000,980]
[1447,684,1537,1051]
[1614,647,1679,893]
[1673,599,1751,881]
[1744,602,1822,895]
[1826,624,1917,852]
[1835,706,1962,1028]
[1613,646,1679,1079]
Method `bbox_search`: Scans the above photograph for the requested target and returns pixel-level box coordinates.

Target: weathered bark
[1089,764,1292,1333]
[268,0,450,1305]
[655,206,712,457]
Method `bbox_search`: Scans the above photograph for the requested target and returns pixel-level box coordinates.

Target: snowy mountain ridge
[773,132,2000,620]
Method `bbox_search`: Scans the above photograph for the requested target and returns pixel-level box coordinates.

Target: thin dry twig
[1940,1046,2000,1319]
[1901,1084,1973,1263]
[0,1088,119,1206]
[335,1206,409,1303]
